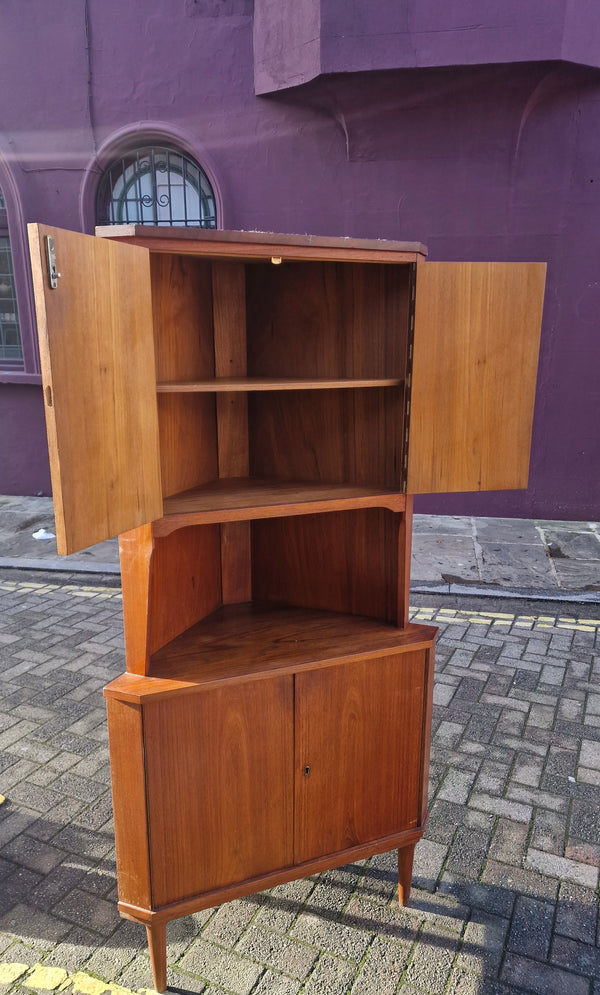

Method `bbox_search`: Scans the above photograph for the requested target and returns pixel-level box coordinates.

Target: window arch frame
[0,156,39,380]
[95,143,218,230]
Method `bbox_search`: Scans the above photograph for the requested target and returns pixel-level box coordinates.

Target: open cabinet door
[406,261,546,495]
[28,224,163,554]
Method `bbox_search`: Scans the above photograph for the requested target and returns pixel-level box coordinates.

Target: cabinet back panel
[251,509,400,623]
[148,525,223,656]
[246,261,410,379]
[248,388,403,488]
[150,255,214,382]
[158,393,218,498]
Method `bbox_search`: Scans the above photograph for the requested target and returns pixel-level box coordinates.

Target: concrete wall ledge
[254,0,600,94]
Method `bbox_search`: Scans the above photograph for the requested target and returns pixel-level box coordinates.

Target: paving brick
[437,767,475,804]
[52,888,119,937]
[116,953,182,992]
[289,911,371,962]
[455,909,509,976]
[351,936,410,994]
[309,863,364,910]
[236,925,318,979]
[526,848,599,888]
[413,838,447,892]
[252,878,316,935]
[502,952,590,995]
[0,902,72,943]
[177,940,262,994]
[344,894,422,945]
[251,970,301,995]
[555,881,598,944]
[481,859,558,902]
[469,792,532,823]
[403,923,459,993]
[302,953,357,995]
[0,835,66,875]
[201,899,257,948]
[507,895,554,959]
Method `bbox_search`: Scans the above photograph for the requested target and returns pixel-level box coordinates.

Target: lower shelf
[105,602,437,701]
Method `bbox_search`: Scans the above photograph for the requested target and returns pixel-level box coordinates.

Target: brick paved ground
[0,578,599,995]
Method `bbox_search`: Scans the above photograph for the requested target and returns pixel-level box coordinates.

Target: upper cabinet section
[254,0,600,93]
[28,224,546,553]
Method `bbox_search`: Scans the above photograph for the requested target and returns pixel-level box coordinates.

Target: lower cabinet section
[104,611,436,992]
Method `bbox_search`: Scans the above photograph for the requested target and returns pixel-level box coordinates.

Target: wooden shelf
[156,377,404,392]
[155,477,405,535]
[104,603,437,701]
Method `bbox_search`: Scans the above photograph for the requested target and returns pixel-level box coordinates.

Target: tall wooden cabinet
[28,224,545,992]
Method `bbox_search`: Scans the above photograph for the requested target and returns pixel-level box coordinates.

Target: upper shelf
[156,377,404,393]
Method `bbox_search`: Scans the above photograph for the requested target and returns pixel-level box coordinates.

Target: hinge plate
[45,236,59,289]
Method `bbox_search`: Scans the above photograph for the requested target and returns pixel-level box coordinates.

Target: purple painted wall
[1,0,599,519]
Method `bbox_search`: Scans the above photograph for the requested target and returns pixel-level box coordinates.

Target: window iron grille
[0,185,22,364]
[96,146,217,228]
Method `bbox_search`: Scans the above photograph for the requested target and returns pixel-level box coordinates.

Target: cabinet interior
[149,254,413,504]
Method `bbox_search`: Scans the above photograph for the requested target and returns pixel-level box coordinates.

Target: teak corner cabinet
[28,223,546,992]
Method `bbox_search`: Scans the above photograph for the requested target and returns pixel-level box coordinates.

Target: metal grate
[96,146,217,228]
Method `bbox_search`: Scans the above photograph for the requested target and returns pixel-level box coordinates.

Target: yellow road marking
[0,963,156,995]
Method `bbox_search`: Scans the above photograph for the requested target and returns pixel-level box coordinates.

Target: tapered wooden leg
[398,843,416,906]
[146,920,167,992]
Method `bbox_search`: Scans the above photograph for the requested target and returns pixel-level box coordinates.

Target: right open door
[406,261,546,495]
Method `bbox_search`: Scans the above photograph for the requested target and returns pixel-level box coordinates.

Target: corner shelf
[155,477,405,535]
[156,377,404,392]
[105,603,437,701]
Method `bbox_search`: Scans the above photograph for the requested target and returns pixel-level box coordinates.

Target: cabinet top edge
[94,224,428,258]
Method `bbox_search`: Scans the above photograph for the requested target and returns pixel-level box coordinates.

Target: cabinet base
[119,831,423,992]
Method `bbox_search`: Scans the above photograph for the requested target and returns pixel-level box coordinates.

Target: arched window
[96,145,217,228]
[0,185,22,364]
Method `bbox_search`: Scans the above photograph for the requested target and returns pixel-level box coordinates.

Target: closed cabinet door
[294,651,428,865]
[143,677,294,907]
[407,261,546,494]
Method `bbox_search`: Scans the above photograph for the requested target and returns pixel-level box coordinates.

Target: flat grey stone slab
[477,540,555,587]
[413,515,474,536]
[542,529,600,561]
[473,517,543,544]
[411,535,478,583]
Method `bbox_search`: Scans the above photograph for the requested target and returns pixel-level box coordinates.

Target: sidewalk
[1,495,599,602]
[0,573,599,994]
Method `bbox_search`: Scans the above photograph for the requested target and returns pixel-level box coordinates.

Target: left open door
[28,224,163,555]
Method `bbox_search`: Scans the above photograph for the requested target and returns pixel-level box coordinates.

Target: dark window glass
[0,187,22,364]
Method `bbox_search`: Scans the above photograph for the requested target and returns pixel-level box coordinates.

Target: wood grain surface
[103,604,437,701]
[294,651,426,863]
[408,261,546,494]
[143,678,293,906]
[251,509,401,622]
[97,224,427,261]
[105,699,152,908]
[28,224,162,553]
[156,479,405,533]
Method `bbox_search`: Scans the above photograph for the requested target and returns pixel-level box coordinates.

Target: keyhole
[304,765,310,776]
